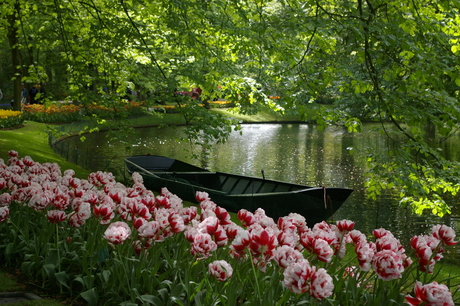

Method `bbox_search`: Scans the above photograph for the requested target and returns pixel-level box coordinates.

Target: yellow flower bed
[21,101,146,123]
[0,110,22,119]
[208,100,233,106]
[0,109,24,129]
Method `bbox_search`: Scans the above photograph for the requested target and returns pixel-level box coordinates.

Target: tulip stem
[248,251,262,301]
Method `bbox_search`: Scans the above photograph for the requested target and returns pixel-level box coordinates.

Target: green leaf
[80,288,99,306]
[138,295,164,305]
[55,271,71,289]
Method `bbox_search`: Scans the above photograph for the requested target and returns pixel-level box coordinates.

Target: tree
[274,0,460,216]
[1,0,459,217]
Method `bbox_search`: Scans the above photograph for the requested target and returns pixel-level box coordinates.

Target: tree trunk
[6,2,23,111]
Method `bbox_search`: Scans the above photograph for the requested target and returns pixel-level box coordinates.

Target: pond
[54,122,459,263]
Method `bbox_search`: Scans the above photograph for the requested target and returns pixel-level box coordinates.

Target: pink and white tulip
[104,221,132,245]
[283,259,316,294]
[0,207,9,223]
[372,250,405,281]
[208,260,233,281]
[406,281,454,306]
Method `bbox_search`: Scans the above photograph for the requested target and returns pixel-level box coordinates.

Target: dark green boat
[125,155,353,225]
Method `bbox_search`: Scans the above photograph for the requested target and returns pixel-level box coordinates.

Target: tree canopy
[1,0,460,217]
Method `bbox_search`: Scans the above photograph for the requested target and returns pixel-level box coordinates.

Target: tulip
[195,191,209,202]
[431,225,458,246]
[309,268,334,300]
[283,259,316,294]
[336,219,355,233]
[0,207,9,223]
[273,245,304,269]
[138,220,161,239]
[104,221,132,245]
[190,233,217,259]
[47,210,67,223]
[237,209,255,227]
[406,281,454,306]
[208,260,233,281]
[372,250,404,281]
[168,212,185,233]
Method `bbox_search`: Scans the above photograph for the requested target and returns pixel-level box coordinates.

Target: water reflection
[56,123,459,262]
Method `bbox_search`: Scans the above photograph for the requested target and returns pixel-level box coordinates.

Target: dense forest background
[1,0,460,217]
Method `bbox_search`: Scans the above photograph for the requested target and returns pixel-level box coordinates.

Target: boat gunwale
[140,170,352,195]
[125,157,353,194]
[141,172,314,197]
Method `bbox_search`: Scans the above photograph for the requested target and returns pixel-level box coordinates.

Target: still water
[56,123,459,262]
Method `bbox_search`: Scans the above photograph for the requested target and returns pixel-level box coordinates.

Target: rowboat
[125,155,353,225]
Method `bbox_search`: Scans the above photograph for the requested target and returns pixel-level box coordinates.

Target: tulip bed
[0,150,459,305]
[22,101,146,123]
[0,110,24,129]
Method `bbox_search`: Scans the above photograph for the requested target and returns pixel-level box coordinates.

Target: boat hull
[126,155,353,225]
[142,172,352,225]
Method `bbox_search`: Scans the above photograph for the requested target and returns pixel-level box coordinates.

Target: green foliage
[173,98,240,159]
[2,0,460,216]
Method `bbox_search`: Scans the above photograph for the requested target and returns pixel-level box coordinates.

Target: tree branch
[119,0,168,80]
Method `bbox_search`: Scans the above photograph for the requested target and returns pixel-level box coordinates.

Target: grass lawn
[0,121,92,179]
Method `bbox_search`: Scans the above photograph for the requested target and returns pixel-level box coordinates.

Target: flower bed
[208,100,235,108]
[0,150,458,305]
[84,101,146,119]
[151,104,179,113]
[22,101,146,123]
[23,103,81,123]
[0,110,24,129]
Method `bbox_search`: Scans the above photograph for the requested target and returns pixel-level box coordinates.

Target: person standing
[0,88,3,101]
[21,84,28,104]
[29,85,38,104]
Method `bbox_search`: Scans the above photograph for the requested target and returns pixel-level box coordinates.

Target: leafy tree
[1,0,460,216]
[277,0,460,216]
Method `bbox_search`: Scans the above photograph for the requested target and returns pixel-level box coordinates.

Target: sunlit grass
[0,121,91,178]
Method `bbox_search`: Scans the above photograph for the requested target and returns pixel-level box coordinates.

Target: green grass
[0,270,22,292]
[0,121,92,179]
[211,107,303,122]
